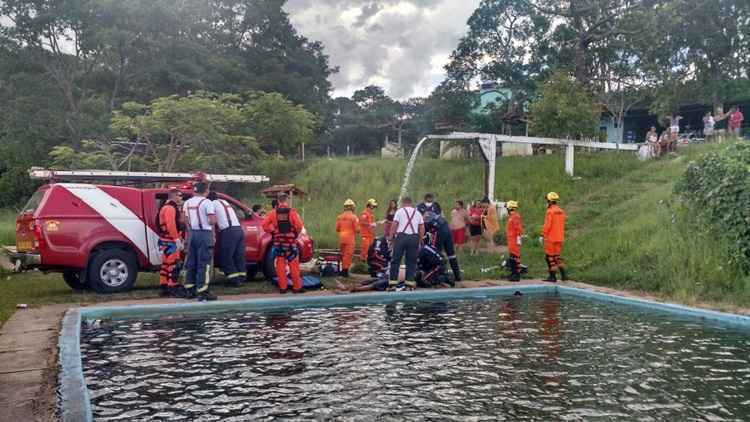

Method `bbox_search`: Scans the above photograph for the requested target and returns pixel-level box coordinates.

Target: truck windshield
[21,190,45,214]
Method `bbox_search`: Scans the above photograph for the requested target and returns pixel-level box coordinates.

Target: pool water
[80,294,750,421]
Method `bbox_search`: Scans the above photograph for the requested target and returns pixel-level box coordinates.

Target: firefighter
[208,191,246,287]
[183,182,218,301]
[336,199,359,277]
[262,193,305,293]
[505,200,524,282]
[359,198,379,261]
[540,192,567,282]
[157,188,186,297]
[423,211,461,283]
[417,193,442,216]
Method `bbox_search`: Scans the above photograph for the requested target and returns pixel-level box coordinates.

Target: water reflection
[81,295,750,421]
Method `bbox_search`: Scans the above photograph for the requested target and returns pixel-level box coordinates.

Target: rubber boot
[449,257,461,283]
[542,272,557,283]
[198,289,218,302]
[169,285,187,298]
[159,285,170,297]
[340,269,349,278]
[184,287,197,300]
[559,267,568,281]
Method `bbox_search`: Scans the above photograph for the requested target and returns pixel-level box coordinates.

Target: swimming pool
[68,286,750,421]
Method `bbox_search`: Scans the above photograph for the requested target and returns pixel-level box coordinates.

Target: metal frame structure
[29,168,270,184]
[422,132,639,202]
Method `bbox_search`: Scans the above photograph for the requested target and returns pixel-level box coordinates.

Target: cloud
[285,0,480,99]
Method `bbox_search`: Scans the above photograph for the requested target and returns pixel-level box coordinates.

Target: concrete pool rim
[58,284,750,422]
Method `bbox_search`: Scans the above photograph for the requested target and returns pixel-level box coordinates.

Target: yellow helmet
[344,199,355,208]
[506,200,519,210]
[546,192,560,202]
[367,198,378,207]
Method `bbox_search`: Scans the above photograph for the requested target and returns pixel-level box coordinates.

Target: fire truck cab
[12,172,314,293]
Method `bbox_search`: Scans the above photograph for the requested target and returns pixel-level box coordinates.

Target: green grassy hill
[294,145,750,306]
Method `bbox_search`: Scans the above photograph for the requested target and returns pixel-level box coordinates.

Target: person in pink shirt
[729,107,744,137]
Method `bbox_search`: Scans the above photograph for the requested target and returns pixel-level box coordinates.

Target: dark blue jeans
[390,233,419,281]
[219,226,246,280]
[186,230,213,292]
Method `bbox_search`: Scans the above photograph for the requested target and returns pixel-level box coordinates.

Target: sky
[285,0,481,100]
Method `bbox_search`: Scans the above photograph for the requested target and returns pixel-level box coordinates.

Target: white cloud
[285,0,480,99]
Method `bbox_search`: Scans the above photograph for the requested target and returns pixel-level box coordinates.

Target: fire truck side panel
[36,185,151,270]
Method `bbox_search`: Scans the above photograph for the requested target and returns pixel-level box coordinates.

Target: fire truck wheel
[62,270,88,291]
[88,248,138,294]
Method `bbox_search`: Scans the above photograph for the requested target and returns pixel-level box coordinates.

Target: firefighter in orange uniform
[262,193,305,294]
[157,188,186,297]
[505,201,524,282]
[359,198,379,261]
[336,199,359,277]
[540,192,567,282]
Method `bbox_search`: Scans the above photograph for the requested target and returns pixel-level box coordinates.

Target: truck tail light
[32,220,45,251]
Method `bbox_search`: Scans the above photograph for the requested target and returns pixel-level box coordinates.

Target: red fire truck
[10,170,314,293]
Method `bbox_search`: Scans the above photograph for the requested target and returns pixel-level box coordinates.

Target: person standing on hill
[389,196,425,289]
[336,199,359,277]
[729,107,744,137]
[449,200,468,250]
[540,192,567,283]
[481,197,499,248]
[359,199,379,261]
[468,201,484,255]
[384,199,398,240]
[417,193,442,216]
[505,201,524,282]
[262,193,305,294]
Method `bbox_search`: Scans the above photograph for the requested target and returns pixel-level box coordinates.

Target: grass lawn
[3,142,750,326]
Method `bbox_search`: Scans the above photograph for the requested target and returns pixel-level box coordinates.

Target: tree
[51,93,266,172]
[242,91,316,156]
[528,71,600,139]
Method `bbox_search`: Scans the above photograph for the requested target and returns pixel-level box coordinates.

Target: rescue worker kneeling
[423,211,461,283]
[157,188,186,297]
[209,191,246,287]
[504,200,524,282]
[262,193,305,294]
[540,192,567,282]
[183,182,218,301]
[336,199,359,277]
[339,236,391,292]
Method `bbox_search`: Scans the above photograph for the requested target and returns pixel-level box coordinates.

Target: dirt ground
[2,278,749,421]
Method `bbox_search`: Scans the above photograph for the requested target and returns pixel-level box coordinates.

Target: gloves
[538,236,544,246]
[175,239,184,251]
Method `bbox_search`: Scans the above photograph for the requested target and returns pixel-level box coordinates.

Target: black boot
[559,268,568,281]
[197,289,218,302]
[169,285,187,298]
[449,258,461,283]
[159,285,170,297]
[340,269,349,278]
[542,272,557,283]
[184,287,197,299]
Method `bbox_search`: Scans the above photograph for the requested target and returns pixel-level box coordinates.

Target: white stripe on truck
[60,184,162,266]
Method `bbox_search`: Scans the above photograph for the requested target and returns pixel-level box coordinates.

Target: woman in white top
[703,112,715,139]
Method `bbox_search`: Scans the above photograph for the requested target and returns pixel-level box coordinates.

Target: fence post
[565,144,575,176]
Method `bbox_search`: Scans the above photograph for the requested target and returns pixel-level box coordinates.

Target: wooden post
[565,143,575,176]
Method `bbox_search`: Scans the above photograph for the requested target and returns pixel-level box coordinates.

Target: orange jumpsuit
[336,210,359,271]
[158,201,183,288]
[542,204,566,272]
[506,211,524,258]
[262,206,304,291]
[359,208,375,261]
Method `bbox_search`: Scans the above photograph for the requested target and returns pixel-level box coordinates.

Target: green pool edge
[58,284,750,422]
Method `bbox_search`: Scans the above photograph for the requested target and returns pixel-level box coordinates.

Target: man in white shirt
[208,191,246,287]
[389,196,425,288]
[183,182,218,301]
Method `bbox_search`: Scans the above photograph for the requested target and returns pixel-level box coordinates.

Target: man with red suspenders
[182,182,218,301]
[389,196,425,289]
[209,191,246,287]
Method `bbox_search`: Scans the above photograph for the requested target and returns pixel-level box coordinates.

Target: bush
[675,142,750,272]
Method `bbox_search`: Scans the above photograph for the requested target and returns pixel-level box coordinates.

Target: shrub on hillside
[675,142,750,272]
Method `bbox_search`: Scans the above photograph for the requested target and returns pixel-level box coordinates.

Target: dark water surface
[80,294,750,421]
